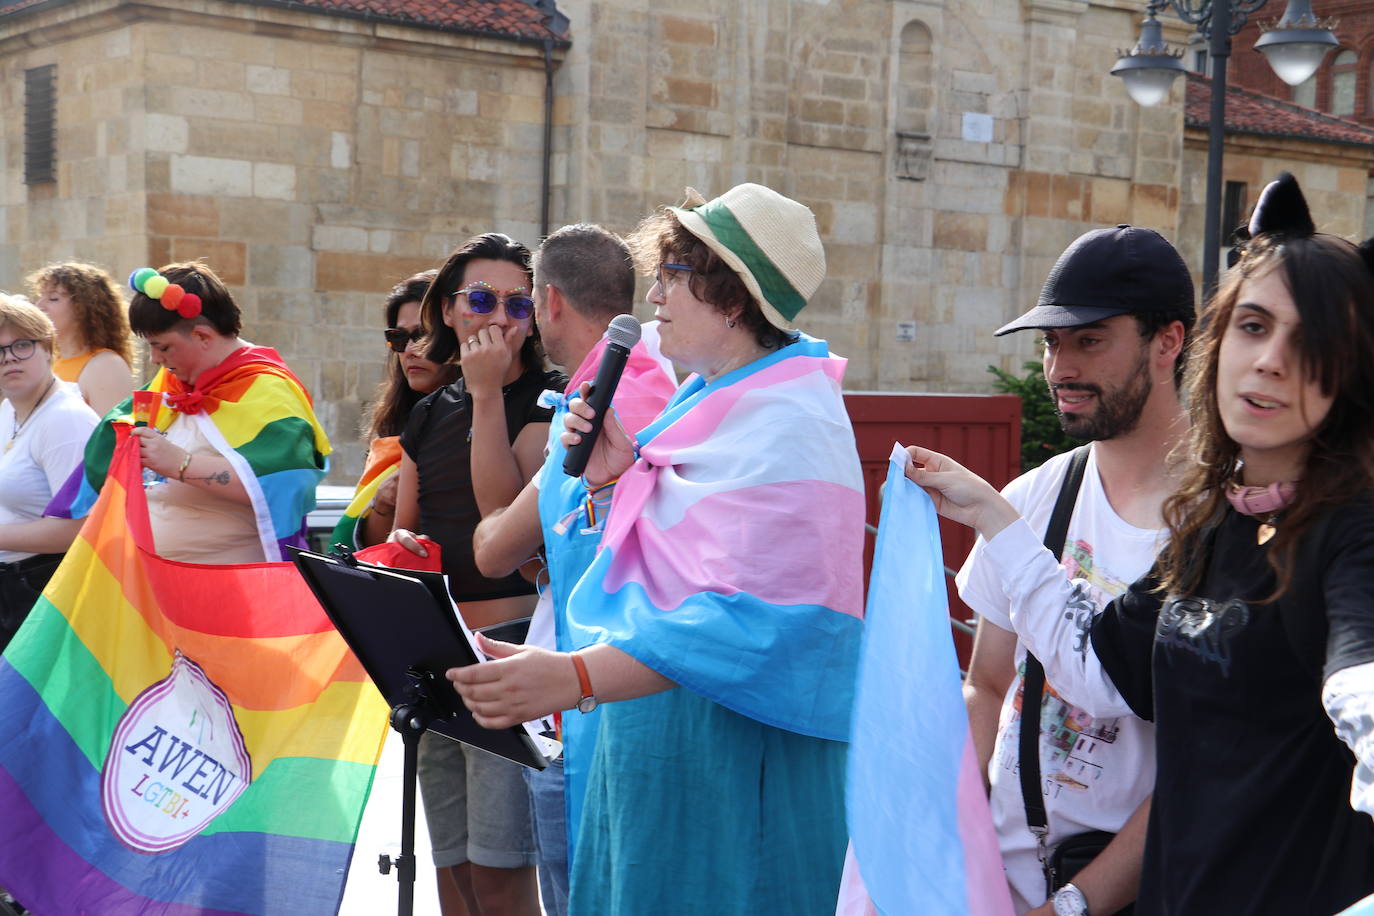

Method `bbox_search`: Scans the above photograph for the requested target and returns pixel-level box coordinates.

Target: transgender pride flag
[839,446,1014,916]
[565,334,865,741]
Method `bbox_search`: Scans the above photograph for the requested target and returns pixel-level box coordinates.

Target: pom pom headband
[129,267,202,319]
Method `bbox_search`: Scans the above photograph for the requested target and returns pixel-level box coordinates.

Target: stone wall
[0,0,1194,481]
[0,0,558,480]
[1177,130,1372,285]
[554,0,1187,393]
[0,5,145,296]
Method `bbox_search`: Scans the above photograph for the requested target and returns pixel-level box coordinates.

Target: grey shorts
[416,730,536,869]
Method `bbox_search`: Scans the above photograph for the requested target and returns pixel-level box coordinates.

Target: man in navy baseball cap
[956,224,1194,915]
[996,224,1195,439]
[996,224,1194,337]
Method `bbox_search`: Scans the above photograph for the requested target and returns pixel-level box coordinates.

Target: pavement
[339,728,441,915]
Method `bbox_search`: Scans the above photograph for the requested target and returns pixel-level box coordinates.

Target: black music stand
[291,548,550,916]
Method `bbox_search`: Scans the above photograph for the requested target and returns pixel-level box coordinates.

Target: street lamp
[1110,0,1337,295]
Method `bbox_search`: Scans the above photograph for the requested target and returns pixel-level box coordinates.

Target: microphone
[563,314,642,477]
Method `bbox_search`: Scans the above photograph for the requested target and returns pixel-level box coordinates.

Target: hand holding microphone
[562,314,641,483]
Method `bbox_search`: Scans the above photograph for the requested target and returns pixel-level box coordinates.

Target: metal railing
[864,522,976,641]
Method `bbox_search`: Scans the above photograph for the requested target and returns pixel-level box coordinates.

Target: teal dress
[570,687,848,914]
[563,339,863,914]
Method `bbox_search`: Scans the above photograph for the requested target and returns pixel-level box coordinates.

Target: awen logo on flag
[838,445,1014,916]
[0,426,388,915]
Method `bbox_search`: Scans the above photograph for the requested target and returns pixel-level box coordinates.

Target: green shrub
[988,361,1078,472]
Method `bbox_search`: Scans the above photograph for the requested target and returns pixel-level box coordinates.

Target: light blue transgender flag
[564,335,865,740]
[839,445,1014,916]
[1341,894,1374,915]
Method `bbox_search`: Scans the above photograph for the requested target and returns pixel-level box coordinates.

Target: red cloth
[353,538,444,573]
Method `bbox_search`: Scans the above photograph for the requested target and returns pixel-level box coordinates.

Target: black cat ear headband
[1229,171,1374,273]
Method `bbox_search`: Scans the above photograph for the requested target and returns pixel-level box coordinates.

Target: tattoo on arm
[185,470,232,486]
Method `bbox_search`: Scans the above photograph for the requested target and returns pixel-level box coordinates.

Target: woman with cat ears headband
[907,172,1374,914]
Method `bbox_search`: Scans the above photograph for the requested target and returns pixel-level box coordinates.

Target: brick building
[0,0,1194,479]
[1178,72,1374,270]
[1229,0,1374,123]
[1162,0,1374,274]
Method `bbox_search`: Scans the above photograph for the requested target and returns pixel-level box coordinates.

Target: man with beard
[955,226,1193,915]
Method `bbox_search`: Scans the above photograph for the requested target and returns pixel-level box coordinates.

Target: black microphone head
[606,313,641,349]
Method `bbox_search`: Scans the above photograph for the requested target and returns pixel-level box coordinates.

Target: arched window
[1292,73,1316,109]
[1330,50,1357,117]
[897,20,933,136]
[895,20,934,181]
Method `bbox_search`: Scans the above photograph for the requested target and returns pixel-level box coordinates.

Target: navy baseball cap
[995,225,1194,336]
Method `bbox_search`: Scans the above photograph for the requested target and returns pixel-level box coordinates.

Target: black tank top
[400,368,566,602]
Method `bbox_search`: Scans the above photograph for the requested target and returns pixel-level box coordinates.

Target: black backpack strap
[1018,446,1090,850]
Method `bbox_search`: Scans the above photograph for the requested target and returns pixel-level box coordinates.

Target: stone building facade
[553,0,1187,393]
[0,0,1191,479]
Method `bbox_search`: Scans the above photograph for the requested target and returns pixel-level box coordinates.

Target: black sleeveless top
[400,368,566,602]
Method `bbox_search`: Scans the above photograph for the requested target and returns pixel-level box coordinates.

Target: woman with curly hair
[26,262,134,417]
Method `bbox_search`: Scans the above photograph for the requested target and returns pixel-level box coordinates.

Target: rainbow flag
[48,345,330,561]
[564,334,865,740]
[0,425,389,914]
[329,436,403,550]
[838,446,1013,915]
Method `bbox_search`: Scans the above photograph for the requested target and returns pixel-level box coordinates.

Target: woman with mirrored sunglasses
[0,296,98,652]
[387,232,565,916]
[329,270,456,550]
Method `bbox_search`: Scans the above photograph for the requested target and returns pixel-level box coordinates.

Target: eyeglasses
[0,338,39,362]
[446,282,535,320]
[384,326,424,354]
[655,263,694,290]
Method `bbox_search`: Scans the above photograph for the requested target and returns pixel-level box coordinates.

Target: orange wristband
[570,652,597,713]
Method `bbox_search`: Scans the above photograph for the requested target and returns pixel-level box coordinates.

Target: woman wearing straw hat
[450,184,867,913]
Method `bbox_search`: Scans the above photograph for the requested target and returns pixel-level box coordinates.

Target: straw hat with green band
[668,183,826,331]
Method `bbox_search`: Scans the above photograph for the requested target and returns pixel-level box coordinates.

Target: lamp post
[1111,0,1337,296]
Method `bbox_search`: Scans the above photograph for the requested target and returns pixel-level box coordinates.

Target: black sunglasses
[384,327,424,353]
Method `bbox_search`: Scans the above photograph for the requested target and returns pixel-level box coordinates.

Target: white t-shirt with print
[0,382,99,563]
[955,445,1163,914]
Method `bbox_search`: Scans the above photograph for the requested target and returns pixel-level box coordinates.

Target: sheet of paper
[447,580,560,762]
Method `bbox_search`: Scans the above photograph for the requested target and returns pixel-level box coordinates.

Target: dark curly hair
[364,270,458,440]
[418,233,546,373]
[25,261,134,366]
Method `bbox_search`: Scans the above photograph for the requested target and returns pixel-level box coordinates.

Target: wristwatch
[570,652,598,713]
[1052,883,1089,916]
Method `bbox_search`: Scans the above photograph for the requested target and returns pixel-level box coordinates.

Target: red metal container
[845,392,1022,668]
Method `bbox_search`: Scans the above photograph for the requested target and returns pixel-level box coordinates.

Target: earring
[724,316,737,329]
